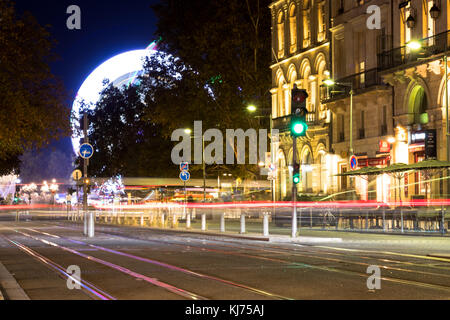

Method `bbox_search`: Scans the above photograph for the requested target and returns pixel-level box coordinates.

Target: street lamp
[406,40,421,50]
[324,79,354,155]
[247,105,257,113]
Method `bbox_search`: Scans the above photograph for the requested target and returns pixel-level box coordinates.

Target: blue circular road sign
[350,155,358,170]
[79,143,94,159]
[180,170,190,182]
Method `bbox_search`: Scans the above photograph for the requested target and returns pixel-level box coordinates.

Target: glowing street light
[247,105,257,113]
[406,40,422,51]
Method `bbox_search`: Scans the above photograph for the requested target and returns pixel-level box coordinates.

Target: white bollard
[186,212,191,229]
[161,213,165,228]
[263,213,269,237]
[240,214,246,234]
[140,214,144,227]
[201,213,206,231]
[220,213,225,233]
[88,212,95,238]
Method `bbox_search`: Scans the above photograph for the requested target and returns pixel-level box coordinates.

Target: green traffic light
[291,120,308,136]
[293,174,300,184]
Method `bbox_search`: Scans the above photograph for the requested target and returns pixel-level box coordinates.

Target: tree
[76,84,177,178]
[0,0,69,173]
[142,0,272,180]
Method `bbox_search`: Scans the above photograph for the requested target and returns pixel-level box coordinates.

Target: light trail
[12,229,207,300]
[26,227,292,300]
[1,236,116,300]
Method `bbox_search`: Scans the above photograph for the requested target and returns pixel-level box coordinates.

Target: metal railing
[272,112,317,132]
[378,30,450,71]
[320,68,384,102]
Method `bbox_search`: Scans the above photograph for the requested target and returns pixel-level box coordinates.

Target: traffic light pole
[292,136,298,238]
[83,113,95,238]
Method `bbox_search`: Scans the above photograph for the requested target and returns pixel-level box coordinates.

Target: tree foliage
[0,0,69,173]
[77,84,176,178]
[142,0,272,180]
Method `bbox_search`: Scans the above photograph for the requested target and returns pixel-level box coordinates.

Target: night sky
[14,0,161,180]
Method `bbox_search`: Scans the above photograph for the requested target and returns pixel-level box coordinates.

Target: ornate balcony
[378,30,450,72]
[272,113,317,133]
[320,68,385,103]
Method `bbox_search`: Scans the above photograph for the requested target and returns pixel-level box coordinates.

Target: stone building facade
[270,0,331,200]
[270,0,450,200]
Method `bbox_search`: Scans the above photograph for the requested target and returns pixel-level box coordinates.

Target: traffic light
[290,87,309,137]
[293,162,300,185]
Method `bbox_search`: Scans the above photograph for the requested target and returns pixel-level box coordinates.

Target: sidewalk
[0,262,29,300]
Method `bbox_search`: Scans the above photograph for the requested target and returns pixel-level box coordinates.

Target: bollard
[201,213,206,231]
[240,214,246,234]
[382,208,386,232]
[140,214,144,227]
[88,212,94,238]
[400,208,404,233]
[263,213,269,237]
[161,213,165,228]
[172,213,177,228]
[220,213,225,233]
[186,212,191,229]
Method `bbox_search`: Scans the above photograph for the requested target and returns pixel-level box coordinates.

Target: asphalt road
[1,212,450,300]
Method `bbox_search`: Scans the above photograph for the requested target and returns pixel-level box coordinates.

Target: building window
[425,0,436,42]
[381,105,387,136]
[359,110,365,139]
[302,1,311,48]
[338,114,345,142]
[289,5,297,53]
[317,2,326,42]
[277,11,285,58]
[401,3,412,47]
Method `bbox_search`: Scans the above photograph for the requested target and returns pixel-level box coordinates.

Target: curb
[0,262,30,300]
[68,221,271,242]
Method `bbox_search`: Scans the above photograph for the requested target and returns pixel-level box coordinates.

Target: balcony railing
[320,68,384,102]
[378,30,450,71]
[272,113,317,132]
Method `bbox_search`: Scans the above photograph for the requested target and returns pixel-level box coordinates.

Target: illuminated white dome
[71,46,157,154]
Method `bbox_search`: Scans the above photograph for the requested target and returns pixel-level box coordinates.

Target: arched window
[302,149,313,193]
[408,85,428,125]
[289,5,297,53]
[317,2,326,42]
[302,0,311,48]
[277,11,285,58]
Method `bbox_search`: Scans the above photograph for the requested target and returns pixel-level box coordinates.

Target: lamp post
[247,105,275,204]
[185,129,206,203]
[324,79,354,155]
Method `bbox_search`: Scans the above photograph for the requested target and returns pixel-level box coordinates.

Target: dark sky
[14,0,161,180]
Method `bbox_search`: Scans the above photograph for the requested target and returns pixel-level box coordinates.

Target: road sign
[350,155,358,170]
[79,143,94,159]
[180,162,189,172]
[180,170,190,182]
[72,170,83,181]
